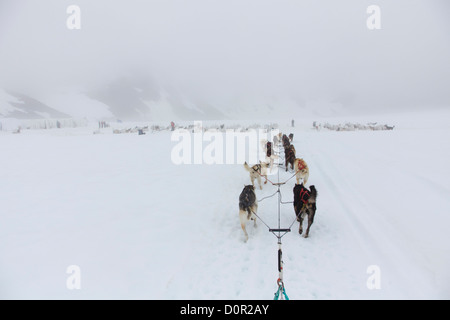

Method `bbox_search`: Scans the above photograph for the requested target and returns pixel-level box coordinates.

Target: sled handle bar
[269,228,291,233]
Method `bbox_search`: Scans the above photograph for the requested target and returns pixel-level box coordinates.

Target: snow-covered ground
[0,108,449,299]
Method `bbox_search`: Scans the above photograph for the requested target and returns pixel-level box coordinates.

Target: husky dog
[265,141,279,172]
[266,141,272,158]
[273,132,283,146]
[239,185,258,242]
[293,158,309,185]
[282,134,290,148]
[293,184,318,238]
[273,135,279,146]
[284,145,296,172]
[243,162,268,189]
[277,132,283,140]
[260,138,268,154]
[288,133,294,142]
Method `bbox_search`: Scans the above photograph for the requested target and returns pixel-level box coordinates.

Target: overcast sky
[0,0,449,111]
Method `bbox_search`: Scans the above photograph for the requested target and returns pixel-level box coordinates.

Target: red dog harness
[297,160,306,172]
[299,187,310,204]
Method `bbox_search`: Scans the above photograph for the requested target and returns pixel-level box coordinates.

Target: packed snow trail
[0,111,449,299]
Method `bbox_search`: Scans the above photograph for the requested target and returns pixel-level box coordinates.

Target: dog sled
[241,133,318,299]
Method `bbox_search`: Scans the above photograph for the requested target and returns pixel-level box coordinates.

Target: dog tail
[243,162,251,172]
[308,185,318,203]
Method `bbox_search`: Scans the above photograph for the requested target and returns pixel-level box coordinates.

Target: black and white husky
[239,185,258,242]
[293,184,318,238]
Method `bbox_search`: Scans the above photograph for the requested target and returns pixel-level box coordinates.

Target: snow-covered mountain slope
[1,78,230,122]
[1,77,351,122]
[0,90,71,119]
[0,109,449,299]
[35,91,114,121]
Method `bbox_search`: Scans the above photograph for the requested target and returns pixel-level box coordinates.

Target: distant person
[171,121,175,131]
[291,119,294,127]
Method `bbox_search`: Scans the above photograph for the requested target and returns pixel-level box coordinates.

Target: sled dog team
[240,133,318,242]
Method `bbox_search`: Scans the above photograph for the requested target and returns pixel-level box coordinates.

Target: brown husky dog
[282,134,290,148]
[288,133,294,142]
[294,158,309,185]
[284,145,296,172]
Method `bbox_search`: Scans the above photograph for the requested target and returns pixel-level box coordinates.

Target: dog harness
[297,160,306,172]
[299,187,310,204]
[252,164,261,173]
